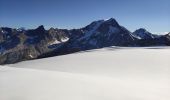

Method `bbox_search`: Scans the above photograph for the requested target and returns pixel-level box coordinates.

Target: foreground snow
[0,47,170,100]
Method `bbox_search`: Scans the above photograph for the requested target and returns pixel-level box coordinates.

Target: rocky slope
[0,18,169,64]
[0,26,69,64]
[132,28,158,39]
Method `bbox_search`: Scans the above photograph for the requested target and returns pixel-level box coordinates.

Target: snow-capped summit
[84,20,105,30]
[104,18,120,26]
[132,28,157,39]
[83,18,119,32]
[17,27,26,32]
[62,18,137,52]
[0,18,170,64]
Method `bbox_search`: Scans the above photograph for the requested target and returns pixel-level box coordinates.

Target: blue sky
[0,0,169,34]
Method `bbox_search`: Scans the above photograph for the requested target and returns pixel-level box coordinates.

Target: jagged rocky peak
[1,18,170,65]
[0,27,18,41]
[1,27,13,32]
[25,25,46,37]
[17,27,26,32]
[90,19,105,25]
[69,18,136,49]
[132,28,155,39]
[49,27,55,30]
[104,18,120,26]
[0,27,14,36]
[35,25,45,31]
[96,18,122,34]
[83,20,104,31]
[48,27,56,34]
[83,18,120,31]
[134,28,150,34]
[48,27,69,42]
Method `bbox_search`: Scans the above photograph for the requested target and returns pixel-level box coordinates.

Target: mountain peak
[83,20,104,31]
[104,18,119,26]
[105,18,117,22]
[133,28,156,39]
[135,28,147,32]
[84,18,119,31]
[36,25,45,31]
[1,18,170,64]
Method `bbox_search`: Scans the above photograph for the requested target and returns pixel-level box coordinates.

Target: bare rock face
[0,25,69,64]
[166,32,170,38]
[0,18,169,64]
[132,28,158,39]
[164,33,170,45]
[66,18,137,50]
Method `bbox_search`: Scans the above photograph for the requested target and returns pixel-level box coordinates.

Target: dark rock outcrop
[0,25,69,64]
[0,18,169,64]
[132,28,158,39]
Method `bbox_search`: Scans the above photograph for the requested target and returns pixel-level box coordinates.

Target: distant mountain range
[0,18,170,64]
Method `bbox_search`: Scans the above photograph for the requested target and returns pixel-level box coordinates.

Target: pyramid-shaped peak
[133,28,153,35]
[135,28,147,32]
[36,25,45,31]
[104,18,119,26]
[105,18,117,22]
[89,20,105,26]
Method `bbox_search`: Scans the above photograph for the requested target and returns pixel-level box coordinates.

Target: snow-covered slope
[1,47,170,100]
[132,28,158,39]
[1,19,170,65]
[69,18,137,49]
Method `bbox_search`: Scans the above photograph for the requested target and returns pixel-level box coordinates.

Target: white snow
[1,30,3,33]
[61,37,69,42]
[163,32,169,35]
[1,46,170,100]
[49,40,61,45]
[29,54,34,58]
[133,34,142,39]
[49,37,69,45]
[168,33,170,36]
[153,32,169,35]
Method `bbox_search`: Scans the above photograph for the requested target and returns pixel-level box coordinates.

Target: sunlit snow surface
[0,46,170,100]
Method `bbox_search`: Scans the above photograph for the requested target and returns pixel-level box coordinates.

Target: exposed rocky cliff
[0,18,169,64]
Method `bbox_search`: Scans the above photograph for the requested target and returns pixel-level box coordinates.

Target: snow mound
[1,46,170,100]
